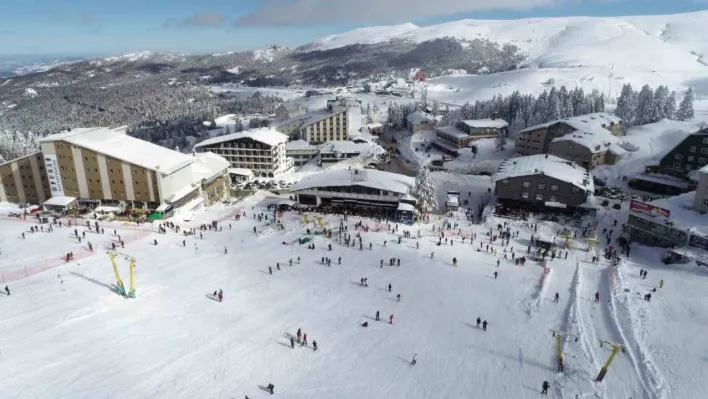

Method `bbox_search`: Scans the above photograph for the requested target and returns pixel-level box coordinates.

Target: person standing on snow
[476,317,481,328]
[290,337,295,348]
[494,271,498,279]
[482,320,488,331]
[388,283,392,292]
[595,292,600,303]
[218,289,223,302]
[411,354,417,365]
[302,333,308,346]
[375,310,380,321]
[4,285,10,295]
[541,381,549,395]
[389,314,394,324]
[554,292,559,303]
[312,341,318,351]
[268,266,272,275]
[296,328,301,342]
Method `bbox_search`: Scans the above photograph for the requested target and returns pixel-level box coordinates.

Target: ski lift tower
[351,168,368,183]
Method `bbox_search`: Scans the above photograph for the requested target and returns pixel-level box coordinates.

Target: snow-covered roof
[320,141,385,157]
[699,164,708,175]
[407,111,436,124]
[40,127,195,175]
[397,203,416,212]
[286,139,317,150]
[493,154,594,192]
[195,127,288,148]
[279,102,305,113]
[192,152,229,181]
[551,128,623,154]
[518,112,621,135]
[436,126,470,139]
[460,119,509,129]
[43,196,77,207]
[365,122,383,129]
[228,168,254,177]
[292,169,414,195]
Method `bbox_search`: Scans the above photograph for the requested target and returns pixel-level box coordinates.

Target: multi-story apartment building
[272,96,363,144]
[492,154,594,210]
[654,127,708,175]
[286,140,320,167]
[274,102,307,122]
[194,127,292,178]
[433,118,508,153]
[38,127,229,210]
[547,129,625,169]
[0,152,51,204]
[406,111,438,133]
[515,112,622,156]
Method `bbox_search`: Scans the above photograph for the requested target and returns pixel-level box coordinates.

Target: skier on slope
[476,317,481,328]
[396,294,401,302]
[482,320,488,331]
[313,341,318,351]
[541,380,549,395]
[388,283,392,292]
[389,314,394,324]
[296,328,301,342]
[554,292,559,303]
[375,310,380,321]
[595,292,600,303]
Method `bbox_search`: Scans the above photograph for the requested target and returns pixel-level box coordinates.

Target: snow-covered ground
[1,179,704,398]
[306,11,708,101]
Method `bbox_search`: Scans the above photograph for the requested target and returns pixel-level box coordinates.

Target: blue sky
[0,0,705,56]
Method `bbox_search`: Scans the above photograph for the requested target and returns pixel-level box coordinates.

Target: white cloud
[237,0,557,26]
[165,11,226,29]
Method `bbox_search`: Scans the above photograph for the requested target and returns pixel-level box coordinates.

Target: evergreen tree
[495,129,507,151]
[677,88,695,121]
[420,86,428,110]
[431,101,440,116]
[615,83,636,125]
[510,110,525,134]
[652,85,669,122]
[547,92,562,121]
[366,103,374,124]
[414,167,438,215]
[634,85,654,125]
[665,91,677,120]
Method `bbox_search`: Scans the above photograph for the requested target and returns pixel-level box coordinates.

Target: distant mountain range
[1,10,708,136]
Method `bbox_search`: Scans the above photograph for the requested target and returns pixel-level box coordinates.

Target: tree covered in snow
[664,91,677,120]
[495,130,507,151]
[652,85,670,121]
[365,103,374,124]
[677,88,695,121]
[634,85,655,125]
[414,167,438,215]
[615,83,636,126]
[0,130,39,161]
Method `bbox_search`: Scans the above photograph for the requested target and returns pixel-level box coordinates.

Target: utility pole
[550,329,579,373]
[596,339,626,382]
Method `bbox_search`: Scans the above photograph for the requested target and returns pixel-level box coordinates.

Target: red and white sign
[630,200,671,218]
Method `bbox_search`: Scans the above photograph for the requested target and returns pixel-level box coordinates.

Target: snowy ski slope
[309,11,708,102]
[0,189,704,398]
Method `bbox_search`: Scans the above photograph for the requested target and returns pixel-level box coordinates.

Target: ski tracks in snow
[608,263,671,399]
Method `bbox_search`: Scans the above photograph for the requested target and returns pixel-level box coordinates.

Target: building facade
[275,102,307,122]
[434,118,509,150]
[516,113,622,156]
[194,128,292,178]
[0,152,51,204]
[492,154,593,209]
[656,127,708,176]
[548,134,624,170]
[694,167,708,212]
[38,127,226,210]
[292,169,415,211]
[406,111,437,133]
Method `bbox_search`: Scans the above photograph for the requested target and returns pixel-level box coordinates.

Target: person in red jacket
[296,328,301,342]
[389,314,394,324]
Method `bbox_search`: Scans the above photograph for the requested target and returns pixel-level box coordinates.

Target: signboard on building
[630,199,671,218]
[43,154,64,196]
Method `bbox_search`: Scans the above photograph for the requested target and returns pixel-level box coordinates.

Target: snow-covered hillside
[307,11,708,101]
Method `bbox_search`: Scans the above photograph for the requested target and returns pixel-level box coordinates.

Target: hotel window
[572,187,580,193]
[537,183,546,190]
[673,162,681,168]
[549,195,558,202]
[690,146,697,152]
[675,154,683,160]
[521,192,529,199]
[550,184,559,191]
[535,193,543,201]
[522,181,530,188]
